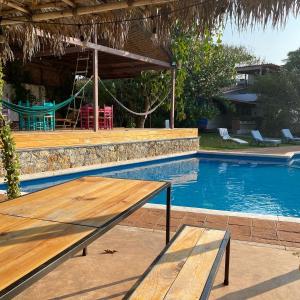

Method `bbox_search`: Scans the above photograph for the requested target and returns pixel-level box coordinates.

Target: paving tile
[204,222,228,230]
[205,215,228,225]
[184,212,207,222]
[231,235,252,242]
[169,218,184,231]
[124,210,145,222]
[252,227,278,240]
[277,231,300,243]
[228,224,251,237]
[252,219,276,229]
[280,241,300,249]
[143,208,164,218]
[121,208,300,247]
[119,219,132,226]
[277,221,300,233]
[182,216,204,227]
[251,237,282,246]
[228,216,252,226]
[169,210,186,220]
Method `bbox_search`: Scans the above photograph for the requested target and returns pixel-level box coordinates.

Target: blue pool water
[2,154,300,217]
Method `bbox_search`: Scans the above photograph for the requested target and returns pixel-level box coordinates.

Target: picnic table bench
[0,176,171,299]
[125,225,231,300]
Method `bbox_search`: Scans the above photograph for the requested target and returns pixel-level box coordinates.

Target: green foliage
[175,29,257,125]
[103,71,171,128]
[0,62,21,200]
[80,28,257,128]
[252,70,300,135]
[284,48,300,72]
[200,133,252,150]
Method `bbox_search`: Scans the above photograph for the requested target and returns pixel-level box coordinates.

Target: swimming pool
[2,153,300,218]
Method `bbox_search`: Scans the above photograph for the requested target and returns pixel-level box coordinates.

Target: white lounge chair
[218,128,248,144]
[281,129,300,143]
[251,130,281,146]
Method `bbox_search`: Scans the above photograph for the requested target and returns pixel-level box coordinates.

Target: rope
[99,78,171,117]
[1,77,93,116]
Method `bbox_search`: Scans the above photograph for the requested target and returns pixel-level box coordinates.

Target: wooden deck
[12,128,198,149]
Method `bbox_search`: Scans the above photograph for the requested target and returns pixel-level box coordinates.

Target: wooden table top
[0,176,168,228]
[0,214,94,293]
[0,176,168,295]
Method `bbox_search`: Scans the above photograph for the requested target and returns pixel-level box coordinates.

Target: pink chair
[80,105,94,129]
[99,105,113,129]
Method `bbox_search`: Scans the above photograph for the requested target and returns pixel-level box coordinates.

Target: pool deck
[120,207,300,249]
[201,145,300,156]
[16,225,300,300]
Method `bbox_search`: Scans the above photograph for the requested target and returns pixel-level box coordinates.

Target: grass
[199,133,254,150]
[199,133,297,150]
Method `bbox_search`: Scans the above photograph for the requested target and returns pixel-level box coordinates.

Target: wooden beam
[35,30,171,68]
[30,1,65,10]
[170,66,176,129]
[0,0,176,25]
[0,0,30,14]
[65,37,171,68]
[93,27,99,132]
[61,0,76,8]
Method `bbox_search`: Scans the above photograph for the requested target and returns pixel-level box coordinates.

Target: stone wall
[0,138,199,176]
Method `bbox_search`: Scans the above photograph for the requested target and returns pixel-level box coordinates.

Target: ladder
[63,51,90,129]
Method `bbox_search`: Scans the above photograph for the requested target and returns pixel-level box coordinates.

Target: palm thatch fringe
[0,0,299,62]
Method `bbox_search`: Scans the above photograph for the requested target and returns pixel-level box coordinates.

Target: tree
[0,62,21,199]
[252,70,300,135]
[176,30,257,126]
[284,48,300,72]
[105,71,171,128]
[92,28,257,128]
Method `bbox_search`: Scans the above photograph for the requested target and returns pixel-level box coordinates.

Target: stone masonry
[0,138,199,176]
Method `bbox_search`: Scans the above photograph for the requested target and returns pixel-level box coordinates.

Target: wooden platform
[12,128,198,149]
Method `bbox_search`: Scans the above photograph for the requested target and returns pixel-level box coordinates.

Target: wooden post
[170,66,176,129]
[93,26,99,132]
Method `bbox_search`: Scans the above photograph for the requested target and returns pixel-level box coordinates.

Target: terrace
[1,1,300,300]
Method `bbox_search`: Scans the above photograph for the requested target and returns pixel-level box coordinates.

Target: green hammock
[1,77,92,116]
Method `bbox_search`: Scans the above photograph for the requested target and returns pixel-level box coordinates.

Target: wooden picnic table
[0,176,171,299]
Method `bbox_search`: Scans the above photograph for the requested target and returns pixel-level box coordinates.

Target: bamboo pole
[170,66,176,129]
[0,0,176,25]
[30,1,65,10]
[0,0,30,14]
[61,0,75,8]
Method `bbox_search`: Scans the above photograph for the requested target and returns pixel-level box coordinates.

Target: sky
[222,15,300,65]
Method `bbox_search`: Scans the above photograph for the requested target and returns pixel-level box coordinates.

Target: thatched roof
[0,0,299,61]
[28,23,172,79]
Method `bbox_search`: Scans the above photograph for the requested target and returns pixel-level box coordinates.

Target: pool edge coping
[198,149,300,159]
[144,203,300,223]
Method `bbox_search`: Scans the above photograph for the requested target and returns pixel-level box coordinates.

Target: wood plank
[0,214,94,292]
[128,227,226,300]
[165,229,226,300]
[11,128,198,149]
[0,177,166,227]
[128,226,205,299]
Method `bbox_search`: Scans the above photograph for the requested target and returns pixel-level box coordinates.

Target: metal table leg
[224,238,230,285]
[166,186,171,245]
[82,247,87,256]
